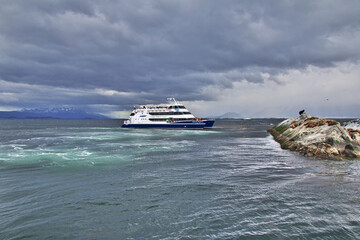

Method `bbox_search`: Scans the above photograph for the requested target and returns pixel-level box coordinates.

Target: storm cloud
[0,0,359,116]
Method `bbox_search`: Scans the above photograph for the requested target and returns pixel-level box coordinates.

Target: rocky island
[268,114,360,160]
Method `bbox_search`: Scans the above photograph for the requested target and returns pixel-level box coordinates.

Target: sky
[0,0,359,118]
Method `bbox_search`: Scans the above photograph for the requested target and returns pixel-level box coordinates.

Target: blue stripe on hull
[121,123,206,129]
[203,119,215,128]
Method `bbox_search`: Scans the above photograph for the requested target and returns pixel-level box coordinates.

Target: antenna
[167,98,178,105]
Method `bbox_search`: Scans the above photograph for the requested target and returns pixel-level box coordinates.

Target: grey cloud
[0,0,359,110]
[0,79,159,111]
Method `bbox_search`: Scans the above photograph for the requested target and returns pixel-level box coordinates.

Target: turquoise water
[1,119,360,239]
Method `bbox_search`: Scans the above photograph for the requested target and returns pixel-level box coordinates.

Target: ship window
[149,118,195,122]
[130,113,135,116]
[149,112,192,115]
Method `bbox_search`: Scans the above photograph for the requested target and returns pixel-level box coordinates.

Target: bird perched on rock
[299,109,305,115]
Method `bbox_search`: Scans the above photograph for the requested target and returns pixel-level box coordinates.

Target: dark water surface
[1,119,360,239]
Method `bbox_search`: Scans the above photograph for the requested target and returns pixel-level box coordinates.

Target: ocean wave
[343,119,360,129]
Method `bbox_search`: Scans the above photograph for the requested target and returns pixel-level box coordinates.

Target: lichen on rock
[268,114,360,160]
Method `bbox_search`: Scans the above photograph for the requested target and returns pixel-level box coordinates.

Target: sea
[1,119,360,239]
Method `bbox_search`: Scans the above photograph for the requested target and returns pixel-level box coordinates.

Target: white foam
[79,150,92,156]
[343,119,360,130]
[10,144,26,150]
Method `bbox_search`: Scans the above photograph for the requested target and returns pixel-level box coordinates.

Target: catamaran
[121,98,215,129]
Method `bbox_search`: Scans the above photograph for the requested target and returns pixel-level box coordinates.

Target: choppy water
[1,119,360,239]
[343,119,360,130]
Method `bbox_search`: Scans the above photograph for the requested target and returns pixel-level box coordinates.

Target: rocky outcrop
[268,114,360,160]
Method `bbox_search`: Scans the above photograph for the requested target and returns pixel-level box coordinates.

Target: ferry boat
[121,98,215,129]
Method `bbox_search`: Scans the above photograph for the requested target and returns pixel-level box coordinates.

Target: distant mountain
[0,107,109,119]
[210,112,242,119]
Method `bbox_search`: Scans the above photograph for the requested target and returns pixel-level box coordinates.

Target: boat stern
[203,119,215,128]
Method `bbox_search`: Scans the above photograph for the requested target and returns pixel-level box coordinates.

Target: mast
[167,97,178,105]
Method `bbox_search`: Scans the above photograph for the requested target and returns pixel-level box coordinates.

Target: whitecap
[79,150,92,157]
[343,119,360,130]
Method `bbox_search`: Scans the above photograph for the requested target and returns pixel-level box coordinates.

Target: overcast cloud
[0,0,359,117]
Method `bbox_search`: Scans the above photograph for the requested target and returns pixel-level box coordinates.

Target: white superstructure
[124,98,198,125]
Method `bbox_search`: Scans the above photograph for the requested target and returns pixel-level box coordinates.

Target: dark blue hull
[203,119,215,128]
[122,122,205,129]
[121,119,215,129]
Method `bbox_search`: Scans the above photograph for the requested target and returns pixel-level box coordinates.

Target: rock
[326,137,335,146]
[268,114,360,160]
[345,144,354,150]
[346,128,360,141]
